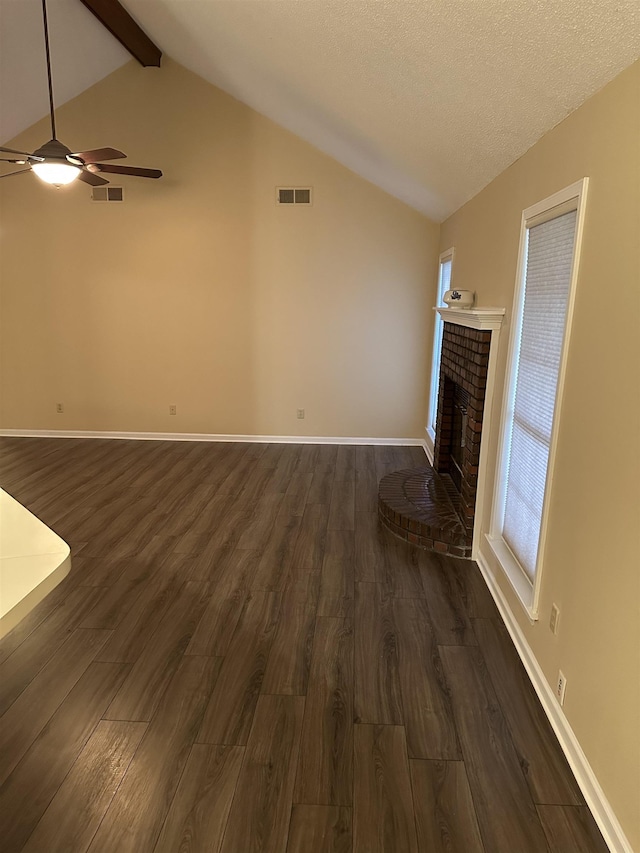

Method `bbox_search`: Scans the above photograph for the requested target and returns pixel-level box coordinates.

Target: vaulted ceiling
[1,0,639,220]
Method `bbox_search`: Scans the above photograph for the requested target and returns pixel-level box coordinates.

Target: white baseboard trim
[0,429,424,446]
[476,549,632,853]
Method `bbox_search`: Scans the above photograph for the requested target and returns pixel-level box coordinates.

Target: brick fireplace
[378,307,504,558]
[432,323,492,550]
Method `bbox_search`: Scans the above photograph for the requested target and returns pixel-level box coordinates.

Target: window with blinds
[502,210,577,579]
[488,178,587,617]
[427,250,454,439]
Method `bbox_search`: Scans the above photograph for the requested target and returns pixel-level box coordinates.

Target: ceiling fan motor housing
[33,138,83,166]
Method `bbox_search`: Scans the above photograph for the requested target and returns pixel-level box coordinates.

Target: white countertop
[0,488,71,639]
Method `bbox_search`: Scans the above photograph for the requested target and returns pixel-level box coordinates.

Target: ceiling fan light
[32,161,81,186]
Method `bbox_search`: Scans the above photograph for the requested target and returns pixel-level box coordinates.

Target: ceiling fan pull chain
[41,0,57,140]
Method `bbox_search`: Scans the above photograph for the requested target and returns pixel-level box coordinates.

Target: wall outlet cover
[556,670,567,706]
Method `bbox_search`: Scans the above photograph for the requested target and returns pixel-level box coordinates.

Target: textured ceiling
[2,0,639,220]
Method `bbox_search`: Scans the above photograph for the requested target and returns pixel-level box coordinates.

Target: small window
[487,179,588,618]
[426,248,454,451]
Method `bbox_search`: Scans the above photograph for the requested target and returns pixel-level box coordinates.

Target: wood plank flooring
[0,437,609,852]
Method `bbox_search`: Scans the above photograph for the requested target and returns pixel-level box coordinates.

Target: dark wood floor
[0,438,609,853]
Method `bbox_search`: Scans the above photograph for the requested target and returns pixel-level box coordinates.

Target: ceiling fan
[0,0,162,189]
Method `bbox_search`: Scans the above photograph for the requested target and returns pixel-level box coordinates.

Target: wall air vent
[91,186,124,202]
[276,187,312,205]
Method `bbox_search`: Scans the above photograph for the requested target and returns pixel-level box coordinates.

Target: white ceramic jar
[443,289,474,308]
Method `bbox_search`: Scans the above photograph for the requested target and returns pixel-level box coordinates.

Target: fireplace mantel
[435,306,505,331]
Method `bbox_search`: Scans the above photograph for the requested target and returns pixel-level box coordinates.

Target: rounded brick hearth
[378,467,471,559]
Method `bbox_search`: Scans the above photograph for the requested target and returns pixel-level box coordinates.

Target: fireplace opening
[449,384,469,493]
[435,375,472,499]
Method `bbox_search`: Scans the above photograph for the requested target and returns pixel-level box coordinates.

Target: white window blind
[502,210,577,579]
[429,257,452,431]
[440,258,452,297]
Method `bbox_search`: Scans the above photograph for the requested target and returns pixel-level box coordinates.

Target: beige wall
[0,59,438,438]
[440,61,640,848]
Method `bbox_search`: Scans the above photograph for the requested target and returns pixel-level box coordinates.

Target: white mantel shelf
[435,306,506,331]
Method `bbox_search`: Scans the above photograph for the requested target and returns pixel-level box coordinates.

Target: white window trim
[486,178,589,621]
[425,247,455,459]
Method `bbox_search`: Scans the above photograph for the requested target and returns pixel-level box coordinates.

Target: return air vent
[276,187,312,205]
[91,186,124,202]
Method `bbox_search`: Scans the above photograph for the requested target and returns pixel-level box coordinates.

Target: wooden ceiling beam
[79,0,161,67]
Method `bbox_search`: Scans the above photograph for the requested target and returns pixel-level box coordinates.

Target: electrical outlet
[169,405,177,415]
[556,671,567,706]
[550,604,560,635]
[56,403,64,414]
[296,408,305,419]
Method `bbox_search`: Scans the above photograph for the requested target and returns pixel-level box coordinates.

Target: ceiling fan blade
[0,169,31,179]
[72,147,126,163]
[0,158,28,164]
[94,163,162,179]
[78,170,109,187]
[0,146,43,161]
